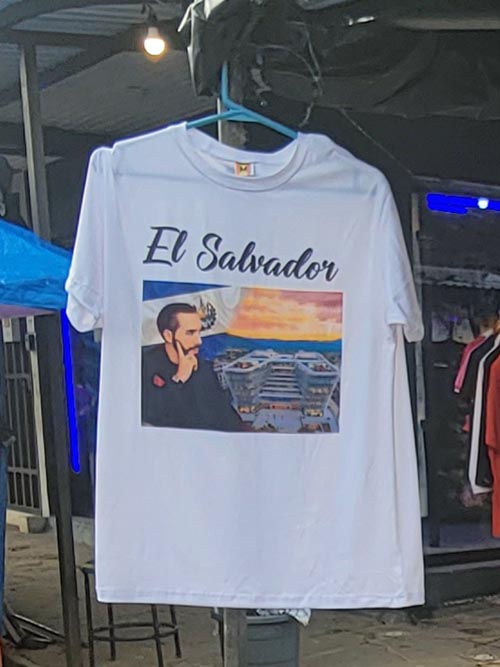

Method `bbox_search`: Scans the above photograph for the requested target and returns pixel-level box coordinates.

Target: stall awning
[0,218,71,317]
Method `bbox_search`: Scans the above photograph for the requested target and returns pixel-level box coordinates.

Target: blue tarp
[0,219,71,630]
[0,218,71,315]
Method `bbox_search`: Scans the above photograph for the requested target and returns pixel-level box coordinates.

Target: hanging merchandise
[452,312,500,540]
[180,1,500,120]
[454,331,491,394]
[454,328,495,496]
[431,311,451,343]
[179,0,261,96]
[485,348,500,536]
[468,337,499,494]
[66,122,424,609]
[417,199,500,546]
[452,314,475,345]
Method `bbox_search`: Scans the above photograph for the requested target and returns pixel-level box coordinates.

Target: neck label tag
[234,162,255,177]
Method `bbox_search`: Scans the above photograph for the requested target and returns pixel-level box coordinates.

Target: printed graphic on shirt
[141,281,343,434]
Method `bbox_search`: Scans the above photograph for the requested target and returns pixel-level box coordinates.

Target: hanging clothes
[485,353,500,536]
[65,123,425,610]
[468,338,500,494]
[486,354,500,452]
[459,332,495,402]
[454,331,492,394]
[456,333,495,492]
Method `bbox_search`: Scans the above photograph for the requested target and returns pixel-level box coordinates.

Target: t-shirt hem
[96,588,424,609]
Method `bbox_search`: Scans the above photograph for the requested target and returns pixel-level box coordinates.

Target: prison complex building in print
[221,350,340,433]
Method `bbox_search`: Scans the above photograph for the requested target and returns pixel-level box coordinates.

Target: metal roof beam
[0,121,111,157]
[0,0,139,30]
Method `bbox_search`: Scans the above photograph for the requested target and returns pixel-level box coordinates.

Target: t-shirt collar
[173,122,307,191]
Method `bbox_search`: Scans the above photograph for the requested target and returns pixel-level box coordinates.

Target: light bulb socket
[146,26,161,39]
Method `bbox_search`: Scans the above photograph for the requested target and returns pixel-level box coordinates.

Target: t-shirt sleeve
[65,147,113,332]
[381,184,424,343]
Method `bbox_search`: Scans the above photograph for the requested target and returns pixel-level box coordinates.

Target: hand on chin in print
[173,340,199,384]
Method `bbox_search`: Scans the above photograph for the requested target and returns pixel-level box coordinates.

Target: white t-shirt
[66,123,424,609]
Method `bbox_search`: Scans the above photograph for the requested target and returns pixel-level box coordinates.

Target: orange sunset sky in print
[226,288,343,342]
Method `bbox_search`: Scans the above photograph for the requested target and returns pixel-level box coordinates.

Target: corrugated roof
[0,43,21,90]
[0,1,25,12]
[15,3,182,36]
[30,44,81,67]
[0,41,83,94]
[0,50,212,137]
[0,1,208,155]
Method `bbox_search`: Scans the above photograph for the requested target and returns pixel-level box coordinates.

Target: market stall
[3,3,500,667]
[0,217,79,663]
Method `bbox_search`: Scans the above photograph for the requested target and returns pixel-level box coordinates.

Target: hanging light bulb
[141,4,167,58]
[144,25,166,57]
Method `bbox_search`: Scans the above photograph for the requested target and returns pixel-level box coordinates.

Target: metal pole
[217,61,247,667]
[410,193,429,521]
[217,97,247,147]
[19,46,51,241]
[223,609,247,667]
[217,61,247,149]
[19,44,83,667]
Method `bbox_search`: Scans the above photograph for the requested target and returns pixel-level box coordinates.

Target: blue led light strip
[60,311,80,474]
[426,192,500,215]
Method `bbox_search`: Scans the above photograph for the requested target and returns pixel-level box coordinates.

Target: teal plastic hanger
[187,63,298,140]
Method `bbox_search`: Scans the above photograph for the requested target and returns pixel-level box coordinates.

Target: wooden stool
[79,564,181,667]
